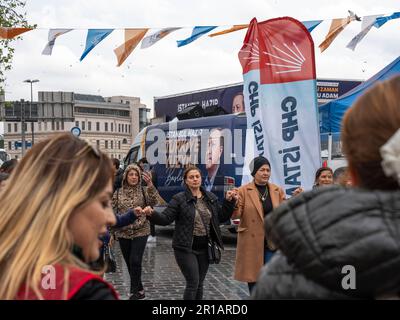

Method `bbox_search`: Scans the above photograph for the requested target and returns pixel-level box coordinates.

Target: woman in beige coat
[233,156,285,294]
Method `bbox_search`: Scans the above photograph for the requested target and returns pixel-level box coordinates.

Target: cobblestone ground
[105,229,249,300]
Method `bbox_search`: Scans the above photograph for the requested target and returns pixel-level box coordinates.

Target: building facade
[2,92,150,160]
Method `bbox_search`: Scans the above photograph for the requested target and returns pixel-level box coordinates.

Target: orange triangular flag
[208,25,249,37]
[319,13,357,52]
[114,29,148,66]
[0,27,32,39]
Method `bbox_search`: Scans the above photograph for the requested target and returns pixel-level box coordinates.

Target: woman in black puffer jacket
[252,76,400,299]
[147,165,238,300]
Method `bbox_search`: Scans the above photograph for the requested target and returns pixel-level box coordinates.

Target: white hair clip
[380,128,400,185]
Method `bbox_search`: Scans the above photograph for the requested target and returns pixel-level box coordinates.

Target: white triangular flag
[141,27,181,49]
[42,29,73,55]
[346,15,382,51]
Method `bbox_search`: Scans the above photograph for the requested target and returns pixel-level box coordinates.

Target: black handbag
[197,205,222,264]
[104,245,117,273]
[207,239,221,264]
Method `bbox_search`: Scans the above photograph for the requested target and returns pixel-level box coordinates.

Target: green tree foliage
[0,0,36,93]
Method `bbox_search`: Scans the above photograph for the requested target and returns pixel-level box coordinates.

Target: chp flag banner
[239,17,320,196]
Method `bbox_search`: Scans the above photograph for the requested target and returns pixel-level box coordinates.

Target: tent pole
[328,133,332,165]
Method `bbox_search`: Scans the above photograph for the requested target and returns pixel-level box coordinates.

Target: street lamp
[23,79,39,147]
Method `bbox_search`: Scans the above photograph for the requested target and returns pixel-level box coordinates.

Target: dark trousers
[150,222,156,237]
[119,236,148,294]
[174,247,209,300]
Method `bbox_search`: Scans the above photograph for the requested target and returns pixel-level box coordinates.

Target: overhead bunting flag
[0,27,32,39]
[239,17,320,194]
[347,15,382,51]
[114,29,148,66]
[301,20,323,33]
[177,26,217,47]
[319,11,358,52]
[141,27,181,49]
[42,29,73,55]
[80,29,114,61]
[374,12,400,28]
[208,24,248,37]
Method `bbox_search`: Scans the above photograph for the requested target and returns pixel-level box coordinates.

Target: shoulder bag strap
[141,186,148,207]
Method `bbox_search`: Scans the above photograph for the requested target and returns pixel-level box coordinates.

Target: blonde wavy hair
[0,133,114,299]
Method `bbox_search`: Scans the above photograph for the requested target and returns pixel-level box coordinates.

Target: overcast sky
[1,0,400,134]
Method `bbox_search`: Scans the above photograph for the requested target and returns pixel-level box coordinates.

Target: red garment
[16,264,118,300]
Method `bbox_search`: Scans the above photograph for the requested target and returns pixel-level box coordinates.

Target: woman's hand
[143,206,154,216]
[142,171,153,187]
[226,189,239,202]
[292,187,304,197]
[133,206,143,216]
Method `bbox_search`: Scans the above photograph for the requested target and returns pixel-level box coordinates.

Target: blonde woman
[0,134,120,300]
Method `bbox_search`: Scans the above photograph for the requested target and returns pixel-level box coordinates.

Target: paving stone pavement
[104,229,249,300]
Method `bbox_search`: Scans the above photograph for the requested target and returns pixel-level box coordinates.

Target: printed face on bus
[232,93,245,113]
[205,129,223,171]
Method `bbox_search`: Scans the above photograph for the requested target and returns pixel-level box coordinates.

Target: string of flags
[0,10,399,66]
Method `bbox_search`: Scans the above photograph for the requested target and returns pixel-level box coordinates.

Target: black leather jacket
[149,186,235,252]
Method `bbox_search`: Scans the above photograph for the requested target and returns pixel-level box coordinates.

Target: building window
[96,140,100,148]
[24,123,28,132]
[61,122,65,130]
[119,124,121,132]
[111,123,114,132]
[88,121,92,131]
[119,141,121,149]
[75,121,79,127]
[8,141,12,150]
[8,123,11,133]
[82,121,85,131]
[14,123,18,132]
[118,154,121,159]
[129,125,131,134]
[96,122,100,131]
[111,141,113,149]
[105,140,108,149]
[105,123,108,132]
[56,122,60,131]
[122,138,127,144]
[51,121,55,131]
[125,124,128,133]
[44,121,48,131]
[38,122,42,131]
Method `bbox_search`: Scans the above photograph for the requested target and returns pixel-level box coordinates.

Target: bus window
[125,146,139,167]
[0,149,10,165]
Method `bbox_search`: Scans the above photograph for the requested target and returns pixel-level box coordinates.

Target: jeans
[174,245,209,300]
[119,236,148,294]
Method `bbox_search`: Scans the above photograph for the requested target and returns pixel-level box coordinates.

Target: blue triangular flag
[80,29,114,61]
[177,26,217,47]
[374,12,400,28]
[301,20,323,33]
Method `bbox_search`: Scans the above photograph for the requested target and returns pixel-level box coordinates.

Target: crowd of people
[0,76,399,300]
